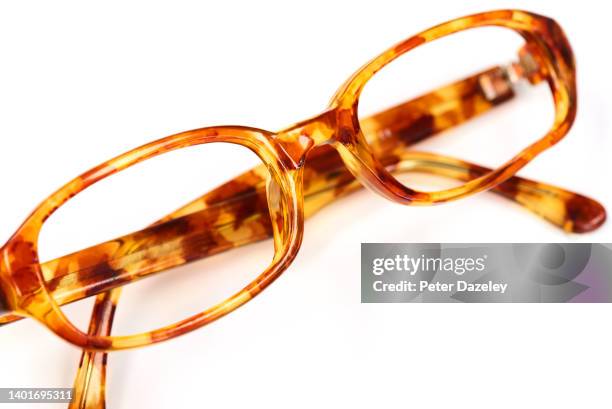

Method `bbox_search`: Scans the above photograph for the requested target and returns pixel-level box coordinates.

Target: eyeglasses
[0,8,606,407]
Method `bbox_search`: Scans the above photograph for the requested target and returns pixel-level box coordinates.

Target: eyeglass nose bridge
[272,108,340,168]
[271,105,408,200]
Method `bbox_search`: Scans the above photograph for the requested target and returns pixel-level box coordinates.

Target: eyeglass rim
[0,9,578,350]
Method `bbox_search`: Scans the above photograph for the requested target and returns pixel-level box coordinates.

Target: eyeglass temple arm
[3,153,600,331]
[0,64,604,331]
[68,289,120,409]
[32,149,605,316]
[158,64,606,230]
[358,65,516,156]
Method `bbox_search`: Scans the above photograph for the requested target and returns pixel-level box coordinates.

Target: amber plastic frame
[0,10,600,354]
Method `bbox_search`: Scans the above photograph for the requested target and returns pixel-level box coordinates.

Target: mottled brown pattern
[360,66,514,158]
[0,10,602,362]
[565,195,607,233]
[69,289,120,409]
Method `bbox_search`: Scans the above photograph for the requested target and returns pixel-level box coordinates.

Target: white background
[1,1,611,408]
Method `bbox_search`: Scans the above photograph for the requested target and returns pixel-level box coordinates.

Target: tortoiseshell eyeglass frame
[0,10,605,358]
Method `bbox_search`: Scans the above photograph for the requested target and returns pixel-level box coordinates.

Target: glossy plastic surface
[0,11,604,358]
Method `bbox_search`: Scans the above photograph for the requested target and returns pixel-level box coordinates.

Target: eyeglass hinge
[478,66,515,103]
